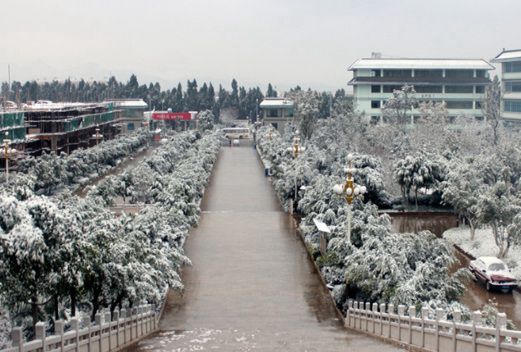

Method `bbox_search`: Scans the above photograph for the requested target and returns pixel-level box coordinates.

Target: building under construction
[23,101,121,155]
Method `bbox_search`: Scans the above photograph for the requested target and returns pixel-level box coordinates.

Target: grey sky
[1,0,520,92]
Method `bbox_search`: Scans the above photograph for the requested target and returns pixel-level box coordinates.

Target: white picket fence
[2,305,158,352]
[346,300,521,352]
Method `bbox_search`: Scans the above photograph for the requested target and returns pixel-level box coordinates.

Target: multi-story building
[260,98,294,133]
[348,57,494,123]
[105,99,148,133]
[492,49,521,122]
[23,101,120,155]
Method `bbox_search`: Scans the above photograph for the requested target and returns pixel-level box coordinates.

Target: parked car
[469,256,517,293]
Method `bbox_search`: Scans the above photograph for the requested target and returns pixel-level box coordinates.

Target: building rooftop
[493,49,521,62]
[105,99,148,108]
[259,98,294,109]
[348,58,494,71]
[22,101,107,111]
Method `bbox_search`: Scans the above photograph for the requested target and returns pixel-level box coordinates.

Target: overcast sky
[1,0,520,92]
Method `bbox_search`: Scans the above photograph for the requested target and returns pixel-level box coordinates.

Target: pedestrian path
[127,141,404,351]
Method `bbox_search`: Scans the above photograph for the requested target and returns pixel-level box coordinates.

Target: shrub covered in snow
[0,130,221,339]
[256,122,467,315]
[11,129,152,195]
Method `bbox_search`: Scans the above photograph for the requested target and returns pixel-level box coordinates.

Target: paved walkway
[128,141,403,351]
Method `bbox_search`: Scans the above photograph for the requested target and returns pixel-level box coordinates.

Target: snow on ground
[443,226,521,281]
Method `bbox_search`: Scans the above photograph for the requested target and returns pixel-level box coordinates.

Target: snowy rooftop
[349,58,494,70]
[23,101,107,111]
[259,98,294,109]
[493,49,521,62]
[105,99,148,108]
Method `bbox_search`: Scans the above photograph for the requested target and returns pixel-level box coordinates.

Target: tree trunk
[54,295,59,321]
[91,288,100,322]
[468,219,476,241]
[31,295,39,334]
[70,288,77,317]
[110,294,123,319]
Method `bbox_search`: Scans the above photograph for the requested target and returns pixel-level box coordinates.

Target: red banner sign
[151,112,193,121]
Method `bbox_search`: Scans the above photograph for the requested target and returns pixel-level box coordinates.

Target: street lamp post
[95,126,101,145]
[333,153,367,243]
[4,132,11,182]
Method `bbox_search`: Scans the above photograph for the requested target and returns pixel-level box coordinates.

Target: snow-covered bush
[197,110,215,132]
[257,121,468,315]
[0,130,221,339]
[13,129,151,195]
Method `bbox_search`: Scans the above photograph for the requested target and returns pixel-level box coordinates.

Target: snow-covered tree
[441,158,483,239]
[477,181,521,258]
[482,76,502,146]
[382,85,417,125]
[197,110,215,131]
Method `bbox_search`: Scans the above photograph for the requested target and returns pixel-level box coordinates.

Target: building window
[414,70,443,78]
[446,101,474,109]
[445,85,474,93]
[445,70,474,79]
[371,100,381,109]
[505,81,521,92]
[505,61,521,73]
[371,69,381,77]
[383,69,412,78]
[383,85,402,93]
[414,85,443,93]
[475,101,482,109]
[476,70,487,78]
[505,100,521,112]
[268,109,279,117]
[475,86,485,93]
[371,85,381,93]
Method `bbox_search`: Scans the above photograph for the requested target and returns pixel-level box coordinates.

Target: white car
[469,256,517,293]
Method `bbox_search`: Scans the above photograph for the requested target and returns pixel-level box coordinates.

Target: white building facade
[493,49,521,122]
[348,58,494,123]
[260,98,294,133]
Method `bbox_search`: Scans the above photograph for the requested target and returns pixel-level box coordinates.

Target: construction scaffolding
[23,102,121,155]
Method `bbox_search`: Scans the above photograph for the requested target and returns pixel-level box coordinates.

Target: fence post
[87,321,92,352]
[435,308,445,352]
[55,320,65,352]
[95,313,102,352]
[408,306,416,345]
[113,310,120,349]
[11,327,23,352]
[121,309,127,345]
[398,305,405,342]
[380,303,386,337]
[496,312,507,352]
[421,307,429,349]
[35,322,46,352]
[372,303,378,334]
[140,306,145,337]
[346,300,353,328]
[472,311,482,352]
[453,310,461,352]
[105,312,111,352]
[71,318,80,352]
[365,302,371,332]
[387,304,394,339]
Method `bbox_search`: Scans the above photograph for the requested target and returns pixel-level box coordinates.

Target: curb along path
[126,141,404,351]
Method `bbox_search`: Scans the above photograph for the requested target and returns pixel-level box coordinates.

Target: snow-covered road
[125,140,404,351]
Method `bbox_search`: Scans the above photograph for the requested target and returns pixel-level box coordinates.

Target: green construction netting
[0,112,24,128]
